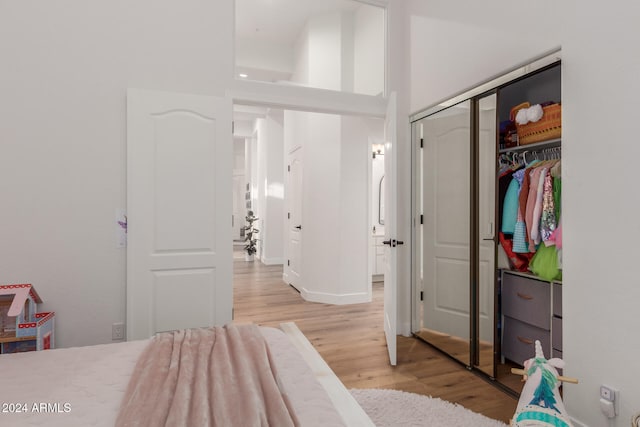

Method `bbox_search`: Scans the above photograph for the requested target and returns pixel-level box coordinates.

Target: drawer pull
[516,292,534,300]
[517,336,534,345]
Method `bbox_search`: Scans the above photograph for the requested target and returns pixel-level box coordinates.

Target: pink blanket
[116,324,298,427]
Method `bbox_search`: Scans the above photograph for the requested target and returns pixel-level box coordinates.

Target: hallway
[232,254,517,423]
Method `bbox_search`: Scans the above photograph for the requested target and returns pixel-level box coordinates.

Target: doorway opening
[231,104,384,310]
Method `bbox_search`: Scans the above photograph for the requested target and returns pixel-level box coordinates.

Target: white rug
[350,388,508,427]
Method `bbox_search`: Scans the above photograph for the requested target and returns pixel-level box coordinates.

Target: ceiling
[235,0,362,45]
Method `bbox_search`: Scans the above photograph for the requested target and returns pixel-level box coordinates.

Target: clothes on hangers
[497,152,562,277]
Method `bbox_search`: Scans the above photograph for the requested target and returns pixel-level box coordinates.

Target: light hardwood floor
[232,253,517,423]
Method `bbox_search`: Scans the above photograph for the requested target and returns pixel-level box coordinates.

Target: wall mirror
[378,175,385,225]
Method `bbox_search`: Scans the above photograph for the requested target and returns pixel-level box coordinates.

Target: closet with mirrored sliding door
[411,53,562,395]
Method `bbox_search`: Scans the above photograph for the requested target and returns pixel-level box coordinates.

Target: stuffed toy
[511,340,576,427]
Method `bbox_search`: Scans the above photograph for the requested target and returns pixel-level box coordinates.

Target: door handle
[517,336,534,345]
[482,237,495,241]
[295,225,302,230]
[395,240,404,246]
[382,240,392,246]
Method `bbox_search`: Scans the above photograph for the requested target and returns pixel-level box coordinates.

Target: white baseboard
[398,320,411,337]
[569,417,589,427]
[299,287,371,305]
[261,257,284,266]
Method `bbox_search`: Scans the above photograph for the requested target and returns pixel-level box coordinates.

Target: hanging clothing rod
[498,138,561,154]
[500,144,561,168]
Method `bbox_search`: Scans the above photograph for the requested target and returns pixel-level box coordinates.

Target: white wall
[292,24,310,86]
[407,0,640,425]
[0,0,232,348]
[353,5,385,96]
[301,113,343,299]
[561,2,640,425]
[235,37,293,76]
[255,118,267,258]
[233,119,255,138]
[290,7,384,96]
[307,12,343,91]
[232,138,246,240]
[253,111,285,264]
[408,0,561,112]
[260,110,285,265]
[338,116,371,300]
[248,134,259,237]
[283,109,370,304]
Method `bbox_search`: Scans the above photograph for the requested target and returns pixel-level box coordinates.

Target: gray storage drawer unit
[501,270,562,366]
[502,316,551,366]
[502,273,550,330]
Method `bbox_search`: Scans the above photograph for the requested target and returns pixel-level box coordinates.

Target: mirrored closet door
[415,100,472,367]
[476,93,497,377]
[413,95,497,375]
[411,56,562,394]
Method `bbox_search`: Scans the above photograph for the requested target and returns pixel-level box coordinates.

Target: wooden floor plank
[232,253,517,423]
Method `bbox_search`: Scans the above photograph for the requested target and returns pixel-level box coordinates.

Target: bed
[0,322,373,427]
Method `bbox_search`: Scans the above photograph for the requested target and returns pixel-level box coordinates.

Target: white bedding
[0,327,346,427]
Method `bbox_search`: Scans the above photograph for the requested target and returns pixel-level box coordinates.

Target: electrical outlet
[112,322,124,340]
[600,385,615,401]
[599,385,618,418]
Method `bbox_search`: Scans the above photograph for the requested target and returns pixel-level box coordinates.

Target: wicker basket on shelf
[510,102,562,145]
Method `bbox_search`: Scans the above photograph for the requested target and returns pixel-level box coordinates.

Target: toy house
[0,284,55,354]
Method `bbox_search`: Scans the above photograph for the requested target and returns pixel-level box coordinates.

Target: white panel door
[383,92,397,366]
[127,89,232,340]
[423,102,471,342]
[287,146,303,290]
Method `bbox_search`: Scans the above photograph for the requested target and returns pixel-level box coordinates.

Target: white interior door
[422,101,471,341]
[383,92,397,366]
[287,146,303,290]
[127,89,232,340]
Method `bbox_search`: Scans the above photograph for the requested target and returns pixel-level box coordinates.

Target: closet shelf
[499,138,561,154]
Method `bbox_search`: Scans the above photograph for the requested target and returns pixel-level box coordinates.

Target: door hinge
[288,212,290,219]
[420,214,424,224]
[287,260,290,266]
[288,165,290,172]
[232,121,235,134]
[420,138,424,148]
[420,291,424,301]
